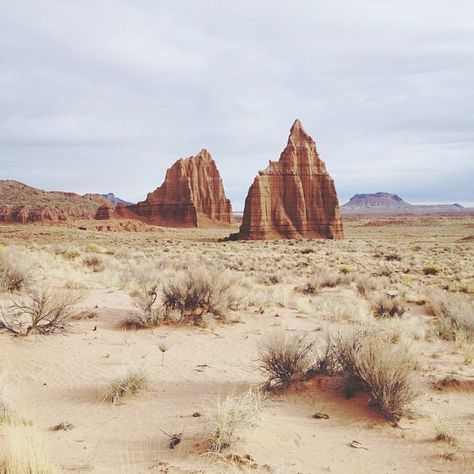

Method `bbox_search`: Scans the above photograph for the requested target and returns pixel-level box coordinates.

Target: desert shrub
[205,388,261,452]
[0,426,54,474]
[371,294,405,318]
[102,369,149,405]
[162,265,239,324]
[83,254,104,272]
[423,263,441,275]
[0,253,33,293]
[0,287,84,336]
[63,248,81,261]
[339,265,352,275]
[129,279,160,325]
[427,290,474,340]
[258,329,313,391]
[317,329,418,422]
[354,275,378,298]
[315,297,369,322]
[385,253,401,262]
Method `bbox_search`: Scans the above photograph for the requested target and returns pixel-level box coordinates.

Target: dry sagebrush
[316,328,419,422]
[258,329,313,391]
[0,287,84,336]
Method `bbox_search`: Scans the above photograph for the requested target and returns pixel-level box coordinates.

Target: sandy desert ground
[0,216,473,473]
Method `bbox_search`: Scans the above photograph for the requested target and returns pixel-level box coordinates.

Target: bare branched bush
[0,252,33,293]
[127,278,162,328]
[371,294,405,318]
[162,265,239,324]
[0,287,84,336]
[427,290,474,340]
[102,369,149,405]
[205,388,262,452]
[316,329,419,422]
[258,329,313,391]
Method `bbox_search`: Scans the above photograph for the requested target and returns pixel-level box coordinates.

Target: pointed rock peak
[288,119,311,143]
[196,148,212,160]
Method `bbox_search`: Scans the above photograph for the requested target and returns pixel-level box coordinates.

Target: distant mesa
[101,193,133,206]
[0,180,110,224]
[341,192,466,215]
[113,149,233,228]
[232,119,343,240]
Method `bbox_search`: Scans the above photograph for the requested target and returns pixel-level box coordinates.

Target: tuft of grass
[257,329,313,391]
[0,426,54,473]
[205,388,262,453]
[102,369,149,405]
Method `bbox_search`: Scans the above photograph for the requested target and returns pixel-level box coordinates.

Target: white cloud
[0,0,473,206]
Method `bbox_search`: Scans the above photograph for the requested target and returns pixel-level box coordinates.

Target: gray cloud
[1,0,473,209]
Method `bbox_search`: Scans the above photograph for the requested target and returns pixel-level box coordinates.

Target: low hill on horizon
[341,192,467,215]
[0,180,111,224]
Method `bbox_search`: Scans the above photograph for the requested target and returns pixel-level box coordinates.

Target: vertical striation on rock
[233,120,343,240]
[116,149,233,227]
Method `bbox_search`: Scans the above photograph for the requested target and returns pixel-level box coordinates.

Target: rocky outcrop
[233,120,343,240]
[117,149,233,227]
[0,180,109,224]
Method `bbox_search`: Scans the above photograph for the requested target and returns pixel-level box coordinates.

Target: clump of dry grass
[316,328,419,422]
[205,388,262,453]
[315,297,369,322]
[258,329,313,391]
[354,274,379,298]
[0,251,33,292]
[426,290,474,340]
[0,426,54,474]
[371,294,406,318]
[102,369,149,405]
[0,287,84,336]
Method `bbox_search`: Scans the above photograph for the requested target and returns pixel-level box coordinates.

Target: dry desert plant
[371,294,406,318]
[0,287,84,336]
[318,328,419,422]
[162,264,239,324]
[0,426,54,474]
[0,252,33,293]
[102,368,149,405]
[257,329,313,391]
[205,388,262,453]
[426,290,474,340]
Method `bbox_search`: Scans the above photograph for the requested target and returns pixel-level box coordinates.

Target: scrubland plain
[0,215,473,473]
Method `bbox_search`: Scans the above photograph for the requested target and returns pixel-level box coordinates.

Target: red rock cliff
[118,149,233,227]
[233,120,343,240]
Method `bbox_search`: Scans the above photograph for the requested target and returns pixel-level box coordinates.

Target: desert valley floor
[0,216,473,473]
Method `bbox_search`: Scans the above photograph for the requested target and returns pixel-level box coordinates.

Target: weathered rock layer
[234,120,343,240]
[116,149,233,227]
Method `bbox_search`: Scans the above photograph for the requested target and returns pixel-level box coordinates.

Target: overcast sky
[1,1,473,209]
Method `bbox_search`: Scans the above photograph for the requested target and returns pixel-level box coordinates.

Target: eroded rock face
[117,149,233,227]
[0,180,109,224]
[233,120,343,240]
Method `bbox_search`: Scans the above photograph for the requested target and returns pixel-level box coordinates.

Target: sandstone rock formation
[0,180,110,224]
[233,120,343,240]
[116,149,233,227]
